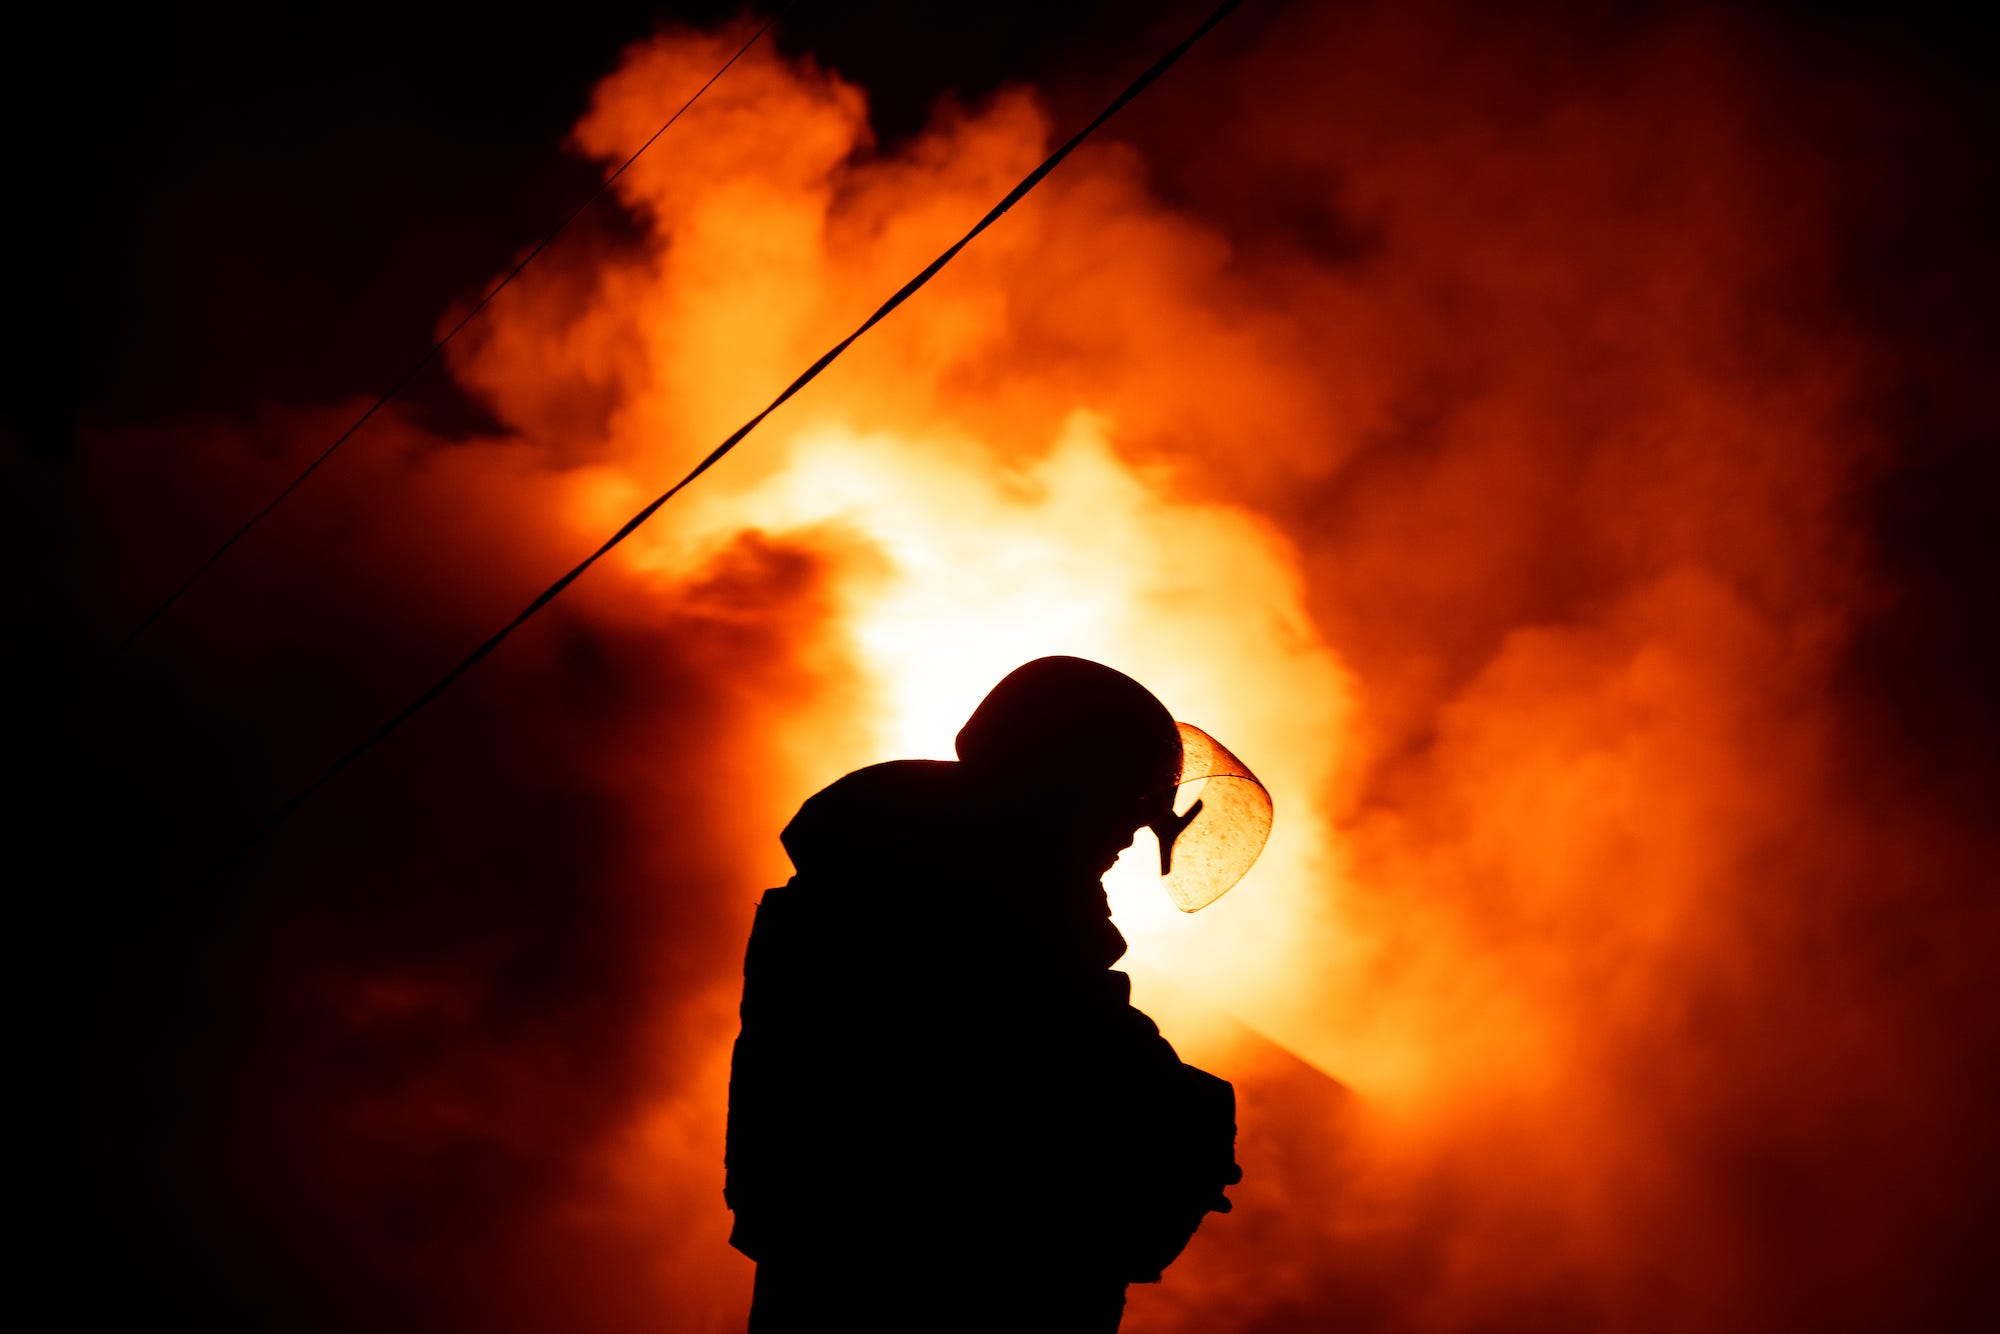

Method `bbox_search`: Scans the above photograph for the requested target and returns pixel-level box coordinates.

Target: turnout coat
[725,760,1239,1332]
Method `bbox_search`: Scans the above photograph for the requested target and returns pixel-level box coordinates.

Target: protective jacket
[725,760,1239,1332]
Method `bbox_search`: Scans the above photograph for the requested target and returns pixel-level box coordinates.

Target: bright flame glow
[670,413,1360,1076]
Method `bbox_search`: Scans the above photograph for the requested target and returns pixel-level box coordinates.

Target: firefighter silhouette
[725,657,1271,1332]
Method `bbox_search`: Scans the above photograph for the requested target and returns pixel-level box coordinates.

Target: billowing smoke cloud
[29,3,1995,1332]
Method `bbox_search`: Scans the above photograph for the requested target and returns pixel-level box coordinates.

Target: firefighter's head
[956,656,1182,876]
[956,656,1274,909]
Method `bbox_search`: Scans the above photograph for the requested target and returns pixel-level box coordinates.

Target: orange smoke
[427,8,1996,1329]
[50,3,1997,1332]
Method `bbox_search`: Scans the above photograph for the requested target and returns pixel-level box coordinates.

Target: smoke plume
[24,3,1995,1331]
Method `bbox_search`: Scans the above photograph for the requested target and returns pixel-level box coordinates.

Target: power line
[229,0,1245,863]
[108,6,793,661]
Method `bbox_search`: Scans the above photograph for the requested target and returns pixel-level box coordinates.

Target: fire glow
[76,6,1996,1334]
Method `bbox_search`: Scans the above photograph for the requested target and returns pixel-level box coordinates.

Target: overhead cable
[108,6,793,660]
[230,0,1245,862]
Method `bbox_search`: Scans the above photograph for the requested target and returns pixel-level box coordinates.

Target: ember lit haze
[19,3,1995,1333]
